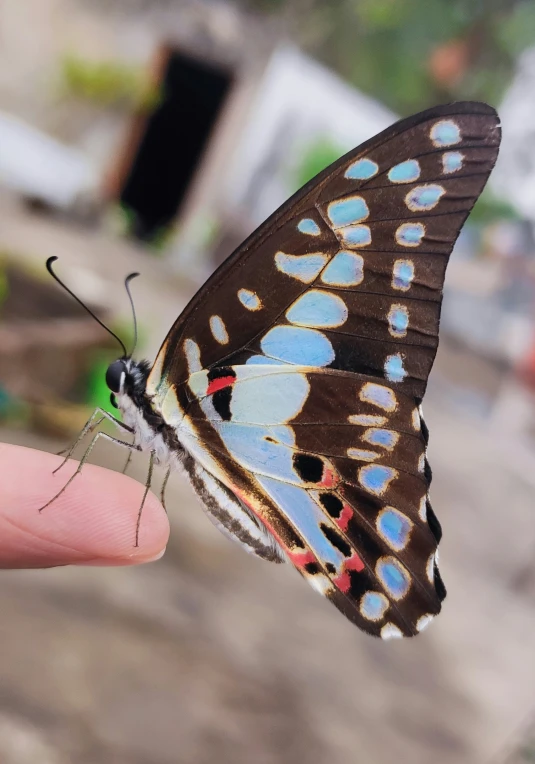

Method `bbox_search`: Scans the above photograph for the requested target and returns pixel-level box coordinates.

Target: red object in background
[517,341,535,391]
[428,39,470,89]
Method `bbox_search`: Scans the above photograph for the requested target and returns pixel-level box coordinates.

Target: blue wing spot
[238,288,262,311]
[256,475,348,568]
[286,290,348,328]
[358,465,398,496]
[298,218,321,236]
[327,196,369,228]
[430,119,461,147]
[209,315,229,345]
[443,151,464,174]
[376,557,410,600]
[388,304,409,337]
[230,372,309,424]
[377,508,412,552]
[360,591,389,621]
[345,158,379,180]
[396,223,425,248]
[261,325,335,367]
[275,252,328,283]
[384,353,407,383]
[321,251,364,286]
[269,424,296,447]
[392,259,414,291]
[360,382,397,412]
[217,422,296,483]
[406,184,445,212]
[246,355,284,366]
[388,159,421,184]
[340,224,372,248]
[363,428,399,450]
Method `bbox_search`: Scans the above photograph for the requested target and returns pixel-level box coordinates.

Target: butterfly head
[106,357,149,411]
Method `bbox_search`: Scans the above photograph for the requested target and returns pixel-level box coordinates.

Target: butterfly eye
[110,393,118,409]
[106,360,125,393]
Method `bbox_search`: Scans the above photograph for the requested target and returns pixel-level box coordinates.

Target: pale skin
[0,443,169,569]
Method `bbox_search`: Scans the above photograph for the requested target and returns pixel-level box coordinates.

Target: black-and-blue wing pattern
[147,102,500,637]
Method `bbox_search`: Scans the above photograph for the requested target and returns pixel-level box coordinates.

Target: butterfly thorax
[109,357,184,469]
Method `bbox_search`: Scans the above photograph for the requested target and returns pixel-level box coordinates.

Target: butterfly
[45,102,501,638]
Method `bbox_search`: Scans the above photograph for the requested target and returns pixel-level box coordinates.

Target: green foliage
[293,136,344,190]
[60,54,161,110]
[496,2,535,57]
[0,264,9,308]
[469,189,519,225]
[237,0,535,115]
[520,741,535,762]
[86,355,117,415]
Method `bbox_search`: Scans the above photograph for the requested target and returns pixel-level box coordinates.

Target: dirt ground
[0,198,534,764]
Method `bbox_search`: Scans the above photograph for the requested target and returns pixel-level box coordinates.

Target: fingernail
[145,547,166,562]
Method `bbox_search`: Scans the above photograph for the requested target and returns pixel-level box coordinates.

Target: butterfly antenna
[124,272,140,356]
[46,256,128,357]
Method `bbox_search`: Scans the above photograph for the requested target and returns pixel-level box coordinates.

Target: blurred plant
[60,54,161,111]
[86,354,118,416]
[238,0,535,114]
[293,136,344,190]
[469,189,520,225]
[0,264,9,309]
[0,386,29,427]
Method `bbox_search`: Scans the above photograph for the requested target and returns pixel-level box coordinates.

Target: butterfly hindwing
[179,364,441,637]
[145,102,501,636]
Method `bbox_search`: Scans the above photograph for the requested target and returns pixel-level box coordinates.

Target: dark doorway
[119,49,233,242]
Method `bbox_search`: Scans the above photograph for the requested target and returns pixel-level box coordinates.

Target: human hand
[0,443,169,568]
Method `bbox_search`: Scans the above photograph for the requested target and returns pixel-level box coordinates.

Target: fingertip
[0,444,170,568]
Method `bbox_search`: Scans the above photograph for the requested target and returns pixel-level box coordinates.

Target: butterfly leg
[135,450,156,547]
[121,450,133,475]
[54,408,133,473]
[39,431,141,512]
[160,468,171,514]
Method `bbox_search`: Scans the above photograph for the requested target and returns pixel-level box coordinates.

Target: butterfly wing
[147,102,500,635]
[174,363,439,637]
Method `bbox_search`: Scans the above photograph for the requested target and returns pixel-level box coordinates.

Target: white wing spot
[426,553,435,583]
[416,614,434,632]
[381,623,403,640]
[183,339,202,373]
[347,448,381,462]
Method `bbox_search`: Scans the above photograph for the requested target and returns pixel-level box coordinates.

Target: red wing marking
[206,376,236,395]
[333,553,366,593]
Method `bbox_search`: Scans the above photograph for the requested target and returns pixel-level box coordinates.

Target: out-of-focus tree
[239,0,535,113]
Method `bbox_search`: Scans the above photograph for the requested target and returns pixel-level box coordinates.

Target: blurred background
[0,0,535,762]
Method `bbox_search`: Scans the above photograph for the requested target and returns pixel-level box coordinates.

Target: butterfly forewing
[149,102,499,401]
[147,102,500,636]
